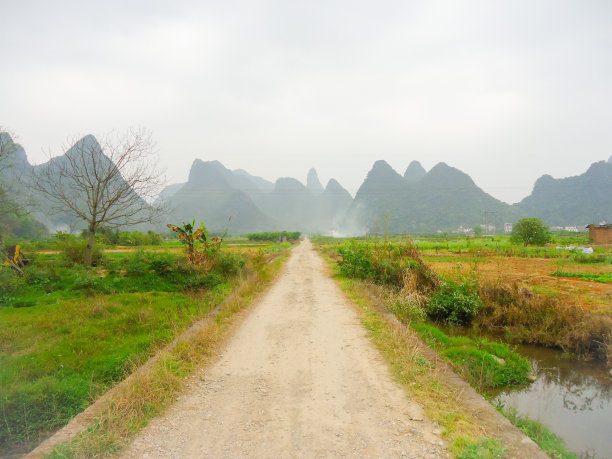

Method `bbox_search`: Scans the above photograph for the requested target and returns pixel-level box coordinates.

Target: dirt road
[123,240,446,458]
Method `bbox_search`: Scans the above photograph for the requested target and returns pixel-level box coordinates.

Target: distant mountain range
[344,160,521,234]
[2,131,611,235]
[162,160,352,234]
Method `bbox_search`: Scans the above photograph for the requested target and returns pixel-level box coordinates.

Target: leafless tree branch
[32,127,167,265]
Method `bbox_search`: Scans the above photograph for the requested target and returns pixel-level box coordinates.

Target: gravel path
[122,239,447,458]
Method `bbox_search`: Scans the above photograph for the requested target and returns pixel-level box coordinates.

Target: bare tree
[33,128,166,266]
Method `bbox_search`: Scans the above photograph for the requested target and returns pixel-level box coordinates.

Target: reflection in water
[493,345,612,458]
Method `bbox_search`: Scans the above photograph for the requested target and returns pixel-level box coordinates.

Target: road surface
[123,239,446,458]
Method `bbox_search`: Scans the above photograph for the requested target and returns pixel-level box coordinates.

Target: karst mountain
[2,130,611,235]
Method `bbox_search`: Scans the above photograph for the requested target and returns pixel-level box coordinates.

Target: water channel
[493,344,612,458]
[440,325,612,457]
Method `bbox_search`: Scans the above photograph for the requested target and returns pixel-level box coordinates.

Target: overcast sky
[2,0,611,203]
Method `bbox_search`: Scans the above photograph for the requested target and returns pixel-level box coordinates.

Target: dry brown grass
[428,255,612,312]
[479,280,612,363]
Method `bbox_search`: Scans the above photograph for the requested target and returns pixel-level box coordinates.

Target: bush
[427,279,482,325]
[213,252,245,277]
[55,233,104,267]
[479,282,611,361]
[125,251,149,277]
[149,254,174,275]
[0,269,25,305]
[337,240,438,291]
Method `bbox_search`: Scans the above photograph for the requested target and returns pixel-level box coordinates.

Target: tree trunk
[85,228,96,266]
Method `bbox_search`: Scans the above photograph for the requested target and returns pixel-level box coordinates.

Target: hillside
[345,160,520,233]
[516,160,612,226]
[165,160,277,233]
[1,134,158,234]
[164,162,353,234]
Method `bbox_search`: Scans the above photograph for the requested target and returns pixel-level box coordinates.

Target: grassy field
[316,234,612,359]
[314,234,600,456]
[0,238,292,456]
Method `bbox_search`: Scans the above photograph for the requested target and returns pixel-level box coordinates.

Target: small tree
[511,218,551,247]
[473,225,483,237]
[168,220,223,265]
[33,128,166,266]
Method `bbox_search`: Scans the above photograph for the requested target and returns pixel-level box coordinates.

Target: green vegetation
[0,290,213,452]
[501,408,579,459]
[551,270,612,283]
[0,230,288,456]
[334,240,530,391]
[45,250,289,458]
[337,239,438,291]
[413,324,530,390]
[246,231,301,242]
[427,280,482,326]
[332,237,612,362]
[0,250,245,307]
[96,228,163,246]
[452,437,507,459]
[511,218,551,247]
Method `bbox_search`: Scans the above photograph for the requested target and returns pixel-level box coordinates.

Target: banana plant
[167,220,223,265]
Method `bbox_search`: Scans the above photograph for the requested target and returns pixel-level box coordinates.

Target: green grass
[501,408,579,459]
[410,324,531,391]
[0,251,245,307]
[42,250,290,458]
[551,270,612,283]
[315,232,612,261]
[452,437,508,458]
[0,244,271,455]
[0,289,227,454]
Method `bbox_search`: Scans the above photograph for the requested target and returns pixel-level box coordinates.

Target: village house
[586,224,612,243]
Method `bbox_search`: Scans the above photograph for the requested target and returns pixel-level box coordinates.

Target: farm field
[315,233,612,458]
[424,255,612,313]
[0,234,294,456]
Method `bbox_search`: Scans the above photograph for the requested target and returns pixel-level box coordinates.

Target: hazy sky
[2,0,611,203]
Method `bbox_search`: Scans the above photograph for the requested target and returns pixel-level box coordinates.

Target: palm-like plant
[167,220,223,265]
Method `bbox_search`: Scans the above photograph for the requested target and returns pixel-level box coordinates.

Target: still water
[493,344,612,458]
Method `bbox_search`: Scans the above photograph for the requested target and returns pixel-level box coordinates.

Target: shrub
[426,279,482,325]
[125,251,149,277]
[337,240,438,291]
[149,254,174,275]
[58,238,104,267]
[0,269,25,305]
[478,281,611,361]
[386,292,426,324]
[213,252,245,277]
